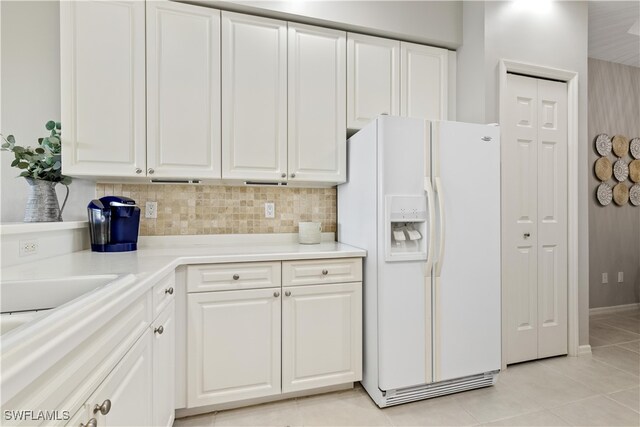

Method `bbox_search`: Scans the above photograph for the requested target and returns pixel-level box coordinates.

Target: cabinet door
[89,329,153,426]
[222,12,287,181]
[282,282,362,393]
[187,288,281,407]
[400,42,448,121]
[146,1,221,179]
[153,301,175,427]
[288,23,346,183]
[347,33,400,130]
[60,1,146,177]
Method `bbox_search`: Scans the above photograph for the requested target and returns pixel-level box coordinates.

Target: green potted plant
[1,120,72,222]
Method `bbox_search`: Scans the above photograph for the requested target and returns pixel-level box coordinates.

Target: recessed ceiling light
[512,0,553,14]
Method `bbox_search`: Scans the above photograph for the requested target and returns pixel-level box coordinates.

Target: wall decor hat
[613,159,629,182]
[612,135,629,157]
[613,183,629,206]
[596,182,613,206]
[630,138,640,160]
[629,160,640,183]
[594,157,612,181]
[630,184,640,206]
[595,133,612,156]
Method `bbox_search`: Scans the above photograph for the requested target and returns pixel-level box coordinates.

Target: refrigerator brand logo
[481,136,493,142]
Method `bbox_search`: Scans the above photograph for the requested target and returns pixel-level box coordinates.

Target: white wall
[0,1,95,223]
[458,1,590,346]
[194,0,462,48]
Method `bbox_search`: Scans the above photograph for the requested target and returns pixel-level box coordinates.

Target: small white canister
[298,222,322,244]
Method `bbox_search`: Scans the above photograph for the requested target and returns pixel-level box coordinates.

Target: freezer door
[432,121,501,382]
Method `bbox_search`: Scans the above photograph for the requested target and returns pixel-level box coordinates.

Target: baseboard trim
[589,303,639,316]
[578,345,592,356]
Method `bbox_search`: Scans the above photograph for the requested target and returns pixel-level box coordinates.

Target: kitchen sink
[0,275,119,335]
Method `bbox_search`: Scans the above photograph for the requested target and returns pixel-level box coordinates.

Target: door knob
[154,325,164,335]
[524,233,531,238]
[285,290,291,297]
[165,287,174,295]
[93,399,111,415]
[81,418,97,427]
[290,173,296,178]
[322,269,328,275]
[148,168,155,175]
[135,168,142,174]
[281,173,286,178]
[233,274,240,280]
[274,291,280,298]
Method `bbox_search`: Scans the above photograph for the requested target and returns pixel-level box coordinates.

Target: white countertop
[0,235,366,404]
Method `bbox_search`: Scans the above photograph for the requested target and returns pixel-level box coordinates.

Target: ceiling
[589,1,640,67]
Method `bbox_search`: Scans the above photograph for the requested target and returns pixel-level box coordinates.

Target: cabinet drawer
[282,258,362,287]
[187,262,281,293]
[153,271,175,318]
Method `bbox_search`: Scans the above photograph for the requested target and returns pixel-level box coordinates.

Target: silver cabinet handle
[233,274,240,280]
[135,168,142,174]
[322,269,328,275]
[290,173,296,178]
[524,233,531,238]
[81,418,97,427]
[281,173,286,178]
[165,287,174,295]
[274,291,280,297]
[148,168,155,175]
[285,290,291,297]
[93,399,111,415]
[154,325,164,335]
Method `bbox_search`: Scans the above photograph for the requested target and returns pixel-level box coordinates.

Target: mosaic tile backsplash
[95,184,337,236]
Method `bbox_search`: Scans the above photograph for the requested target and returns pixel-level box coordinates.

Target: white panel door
[222,12,287,181]
[536,79,568,359]
[347,33,400,130]
[504,74,568,364]
[187,288,281,407]
[61,1,146,177]
[152,301,175,427]
[146,1,221,179]
[433,122,501,382]
[88,329,153,427]
[288,23,346,183]
[400,42,448,121]
[282,283,362,393]
[504,74,539,364]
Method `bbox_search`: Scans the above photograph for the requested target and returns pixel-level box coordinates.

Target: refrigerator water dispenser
[385,195,428,261]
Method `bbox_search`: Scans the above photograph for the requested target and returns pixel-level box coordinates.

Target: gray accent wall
[588,58,640,308]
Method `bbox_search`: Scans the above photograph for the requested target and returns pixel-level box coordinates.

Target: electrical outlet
[602,273,608,284]
[145,201,158,219]
[265,202,275,218]
[19,239,38,257]
[618,272,624,283]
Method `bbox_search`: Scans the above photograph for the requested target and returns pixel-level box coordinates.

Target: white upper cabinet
[347,33,400,130]
[61,1,146,177]
[288,23,346,183]
[222,12,288,181]
[400,42,448,121]
[146,1,221,179]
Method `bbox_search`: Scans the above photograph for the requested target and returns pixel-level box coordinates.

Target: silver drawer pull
[285,290,291,297]
[154,325,164,335]
[233,274,240,280]
[274,291,280,298]
[93,399,111,415]
[165,287,174,295]
[81,418,97,427]
[322,269,328,275]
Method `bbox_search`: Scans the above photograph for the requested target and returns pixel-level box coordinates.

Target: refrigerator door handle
[435,176,446,277]
[424,177,436,276]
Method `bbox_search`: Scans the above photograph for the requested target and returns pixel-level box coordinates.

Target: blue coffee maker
[87,196,141,252]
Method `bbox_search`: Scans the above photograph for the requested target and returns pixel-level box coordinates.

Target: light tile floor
[175,308,640,427]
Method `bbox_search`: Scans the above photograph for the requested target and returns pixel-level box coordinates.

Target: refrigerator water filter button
[407,229,422,240]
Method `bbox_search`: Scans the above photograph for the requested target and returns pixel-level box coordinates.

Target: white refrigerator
[338,116,501,407]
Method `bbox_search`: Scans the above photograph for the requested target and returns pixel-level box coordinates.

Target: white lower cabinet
[153,301,176,427]
[186,258,363,410]
[187,288,282,407]
[282,282,362,393]
[86,329,153,427]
